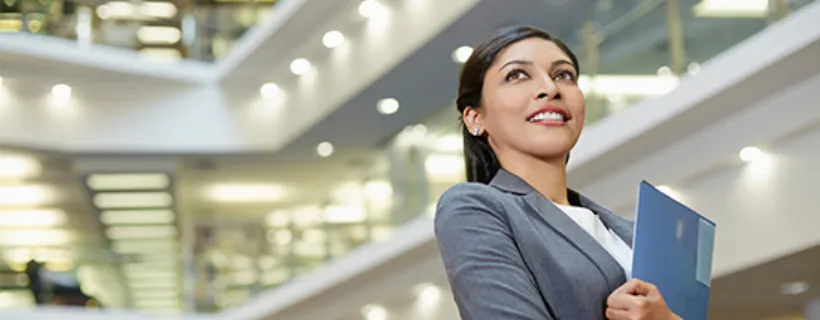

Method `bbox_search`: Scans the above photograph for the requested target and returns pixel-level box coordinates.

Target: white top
[555,204,633,279]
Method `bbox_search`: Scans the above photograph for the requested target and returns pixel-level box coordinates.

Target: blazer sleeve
[434,184,553,320]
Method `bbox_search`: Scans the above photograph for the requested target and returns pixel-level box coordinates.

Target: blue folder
[632,181,716,320]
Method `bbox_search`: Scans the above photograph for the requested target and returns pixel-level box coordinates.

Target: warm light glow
[578,75,679,96]
[94,192,173,209]
[0,229,73,246]
[87,173,170,191]
[260,83,281,100]
[434,134,463,153]
[322,30,345,48]
[112,240,177,254]
[289,58,312,75]
[739,146,764,163]
[106,225,177,240]
[0,185,55,206]
[657,185,673,194]
[781,281,809,295]
[137,26,182,44]
[414,283,442,307]
[693,0,769,18]
[363,180,392,200]
[452,46,473,63]
[51,84,72,100]
[324,205,367,223]
[139,48,182,62]
[362,304,388,320]
[140,2,178,19]
[317,141,334,157]
[100,209,175,225]
[0,154,41,180]
[207,184,288,203]
[265,210,290,227]
[376,98,400,115]
[425,154,465,182]
[0,209,66,227]
[358,0,387,19]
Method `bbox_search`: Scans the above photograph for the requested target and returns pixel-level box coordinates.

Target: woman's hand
[605,279,682,320]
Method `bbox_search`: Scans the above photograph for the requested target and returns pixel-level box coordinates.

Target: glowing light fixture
[51,84,72,100]
[358,0,387,19]
[106,225,177,239]
[87,173,170,191]
[93,192,173,209]
[362,304,387,320]
[289,58,312,75]
[207,184,288,203]
[260,83,281,100]
[0,185,55,206]
[100,209,175,225]
[693,0,768,18]
[137,26,182,44]
[781,281,809,295]
[0,209,66,227]
[0,229,73,246]
[376,98,400,115]
[452,46,473,64]
[414,283,442,307]
[739,146,763,163]
[322,30,345,48]
[0,154,41,180]
[317,141,334,157]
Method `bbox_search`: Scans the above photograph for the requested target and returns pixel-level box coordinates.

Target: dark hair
[457,25,580,184]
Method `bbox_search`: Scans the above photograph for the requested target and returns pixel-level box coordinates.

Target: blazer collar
[489,168,632,243]
[489,168,633,289]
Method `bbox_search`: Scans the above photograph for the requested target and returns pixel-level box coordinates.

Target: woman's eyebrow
[498,59,575,73]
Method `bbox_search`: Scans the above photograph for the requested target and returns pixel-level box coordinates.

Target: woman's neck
[497,151,569,205]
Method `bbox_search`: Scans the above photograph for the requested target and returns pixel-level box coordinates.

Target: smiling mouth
[526,107,571,124]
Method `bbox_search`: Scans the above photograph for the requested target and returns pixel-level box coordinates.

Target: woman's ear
[463,106,484,136]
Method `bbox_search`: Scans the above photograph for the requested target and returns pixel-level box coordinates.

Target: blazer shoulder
[435,182,509,223]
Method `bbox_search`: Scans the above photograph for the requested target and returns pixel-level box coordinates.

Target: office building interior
[1,0,820,319]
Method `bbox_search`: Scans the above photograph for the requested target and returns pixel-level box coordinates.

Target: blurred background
[0,0,819,319]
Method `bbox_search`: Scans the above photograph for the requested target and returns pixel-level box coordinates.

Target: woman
[434,25,682,320]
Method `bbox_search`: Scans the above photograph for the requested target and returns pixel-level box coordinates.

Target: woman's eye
[505,69,529,82]
[554,70,577,82]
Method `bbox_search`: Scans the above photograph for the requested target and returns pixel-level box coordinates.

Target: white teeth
[529,112,564,122]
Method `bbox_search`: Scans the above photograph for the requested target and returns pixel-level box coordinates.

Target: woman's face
[465,38,585,161]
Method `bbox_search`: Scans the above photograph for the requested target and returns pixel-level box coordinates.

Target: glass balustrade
[0,0,282,62]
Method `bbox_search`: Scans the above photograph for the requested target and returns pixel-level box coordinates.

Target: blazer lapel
[490,169,627,289]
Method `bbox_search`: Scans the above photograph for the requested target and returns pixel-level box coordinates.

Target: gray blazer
[435,169,634,320]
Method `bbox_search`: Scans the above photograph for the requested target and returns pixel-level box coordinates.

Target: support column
[666,0,687,75]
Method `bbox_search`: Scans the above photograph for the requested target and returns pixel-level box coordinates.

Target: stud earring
[472,127,481,136]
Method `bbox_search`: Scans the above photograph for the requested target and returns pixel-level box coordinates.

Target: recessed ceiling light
[322,30,345,48]
[207,184,288,203]
[451,46,473,63]
[317,141,334,157]
[0,154,41,180]
[0,209,66,227]
[290,58,311,75]
[87,173,170,191]
[51,84,72,100]
[358,0,386,19]
[361,304,387,320]
[413,283,442,307]
[106,225,177,240]
[376,98,400,115]
[100,209,175,225]
[781,281,809,295]
[739,146,763,162]
[93,192,173,209]
[687,62,701,75]
[0,185,55,206]
[260,83,281,100]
